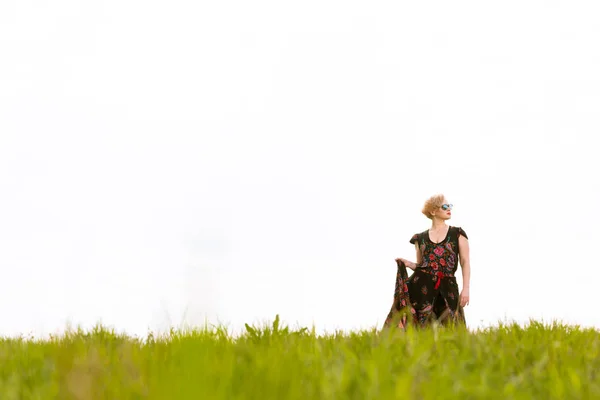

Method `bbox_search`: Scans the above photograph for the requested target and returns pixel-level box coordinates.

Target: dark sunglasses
[441,204,453,210]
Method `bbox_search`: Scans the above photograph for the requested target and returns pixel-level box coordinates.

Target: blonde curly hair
[422,194,446,219]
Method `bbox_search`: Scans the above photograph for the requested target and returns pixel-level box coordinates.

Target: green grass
[1,316,599,399]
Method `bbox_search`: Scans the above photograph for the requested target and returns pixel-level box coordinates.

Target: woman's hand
[460,288,470,307]
[395,258,410,267]
[395,258,415,270]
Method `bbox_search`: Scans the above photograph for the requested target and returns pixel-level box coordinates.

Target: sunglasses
[441,204,453,210]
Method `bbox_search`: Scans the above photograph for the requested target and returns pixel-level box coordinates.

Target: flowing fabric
[383,260,416,330]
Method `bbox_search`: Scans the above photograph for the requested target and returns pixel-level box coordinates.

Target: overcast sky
[1,0,599,338]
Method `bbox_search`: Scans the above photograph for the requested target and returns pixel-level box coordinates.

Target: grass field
[1,316,599,399]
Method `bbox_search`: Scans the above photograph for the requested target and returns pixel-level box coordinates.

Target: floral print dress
[384,225,468,329]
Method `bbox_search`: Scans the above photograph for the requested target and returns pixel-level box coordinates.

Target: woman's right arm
[415,243,422,265]
[396,244,421,271]
[407,243,422,270]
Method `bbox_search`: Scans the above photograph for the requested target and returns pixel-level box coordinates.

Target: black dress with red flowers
[384,225,468,329]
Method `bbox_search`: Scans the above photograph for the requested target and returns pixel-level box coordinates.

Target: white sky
[1,0,599,338]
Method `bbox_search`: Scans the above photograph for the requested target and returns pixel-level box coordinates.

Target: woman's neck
[430,219,447,230]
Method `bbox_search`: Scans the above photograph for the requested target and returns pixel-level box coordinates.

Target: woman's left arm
[458,235,470,307]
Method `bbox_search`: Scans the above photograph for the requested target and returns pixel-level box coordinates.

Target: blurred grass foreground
[1,315,599,399]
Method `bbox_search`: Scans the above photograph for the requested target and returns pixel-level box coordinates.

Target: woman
[384,194,471,329]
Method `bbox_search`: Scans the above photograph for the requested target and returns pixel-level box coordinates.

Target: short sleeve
[457,227,468,239]
[409,233,419,245]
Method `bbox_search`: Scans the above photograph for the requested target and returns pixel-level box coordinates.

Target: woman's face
[432,199,452,220]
